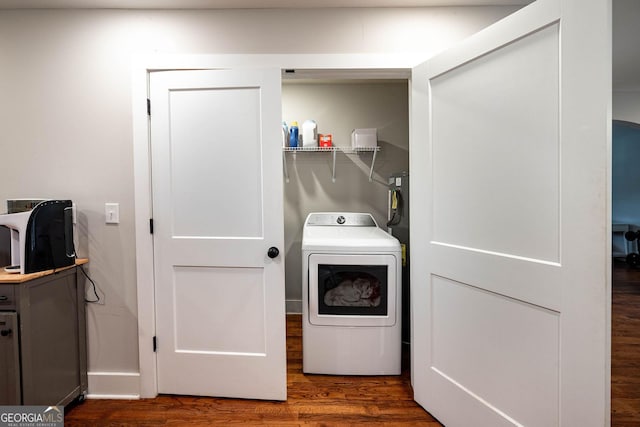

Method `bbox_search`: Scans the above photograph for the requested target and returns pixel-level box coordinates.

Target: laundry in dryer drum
[323,273,382,307]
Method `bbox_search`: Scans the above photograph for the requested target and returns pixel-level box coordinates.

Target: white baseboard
[286,299,302,314]
[87,371,141,399]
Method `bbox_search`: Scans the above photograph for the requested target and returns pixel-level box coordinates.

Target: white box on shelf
[351,128,377,149]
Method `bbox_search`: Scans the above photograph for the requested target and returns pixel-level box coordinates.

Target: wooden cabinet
[0,261,88,405]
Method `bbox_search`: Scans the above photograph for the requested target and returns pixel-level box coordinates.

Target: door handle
[267,247,280,259]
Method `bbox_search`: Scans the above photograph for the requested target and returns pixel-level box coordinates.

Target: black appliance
[0,200,75,274]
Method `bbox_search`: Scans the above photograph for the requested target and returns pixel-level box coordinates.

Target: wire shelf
[282,146,380,153]
[282,146,380,182]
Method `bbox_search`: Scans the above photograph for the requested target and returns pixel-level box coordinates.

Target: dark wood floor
[65,315,441,426]
[611,260,640,426]
[65,262,640,426]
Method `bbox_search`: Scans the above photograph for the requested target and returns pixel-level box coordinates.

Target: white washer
[302,212,402,375]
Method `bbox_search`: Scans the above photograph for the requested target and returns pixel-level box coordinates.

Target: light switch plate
[105,203,120,224]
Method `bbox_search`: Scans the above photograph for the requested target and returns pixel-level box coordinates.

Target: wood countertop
[0,258,88,284]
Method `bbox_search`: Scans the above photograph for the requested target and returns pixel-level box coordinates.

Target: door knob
[267,247,280,259]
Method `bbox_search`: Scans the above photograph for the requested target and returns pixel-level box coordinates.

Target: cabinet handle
[0,296,8,301]
[0,329,11,337]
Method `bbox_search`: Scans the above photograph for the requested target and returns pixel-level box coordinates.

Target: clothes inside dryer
[318,265,387,315]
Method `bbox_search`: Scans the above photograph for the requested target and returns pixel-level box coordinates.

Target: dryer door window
[317,264,388,316]
[308,253,397,327]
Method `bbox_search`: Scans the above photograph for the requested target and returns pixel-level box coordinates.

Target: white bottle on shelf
[301,120,318,148]
[282,121,289,147]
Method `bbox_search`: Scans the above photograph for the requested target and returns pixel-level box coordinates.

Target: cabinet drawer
[0,285,15,310]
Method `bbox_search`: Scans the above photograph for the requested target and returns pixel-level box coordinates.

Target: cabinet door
[0,311,20,405]
[410,0,611,425]
[20,271,80,405]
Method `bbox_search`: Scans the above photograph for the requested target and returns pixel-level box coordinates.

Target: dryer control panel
[306,213,377,227]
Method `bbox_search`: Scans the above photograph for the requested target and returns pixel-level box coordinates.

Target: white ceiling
[0,0,533,8]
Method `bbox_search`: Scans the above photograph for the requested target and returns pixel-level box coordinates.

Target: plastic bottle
[289,121,299,148]
[302,120,318,148]
[282,121,289,147]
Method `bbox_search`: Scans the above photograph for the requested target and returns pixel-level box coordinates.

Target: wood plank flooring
[612,260,640,427]
[65,262,640,426]
[65,315,441,426]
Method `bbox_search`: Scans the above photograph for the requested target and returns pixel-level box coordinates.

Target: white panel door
[411,0,610,425]
[150,69,286,400]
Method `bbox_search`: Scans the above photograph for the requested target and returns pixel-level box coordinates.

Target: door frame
[131,53,416,398]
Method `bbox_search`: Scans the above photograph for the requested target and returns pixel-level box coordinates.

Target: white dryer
[302,212,402,375]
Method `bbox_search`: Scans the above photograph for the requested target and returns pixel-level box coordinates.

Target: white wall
[613,91,640,123]
[613,0,640,92]
[0,6,518,396]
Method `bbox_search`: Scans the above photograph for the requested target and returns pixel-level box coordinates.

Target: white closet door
[150,68,287,400]
[410,0,611,425]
